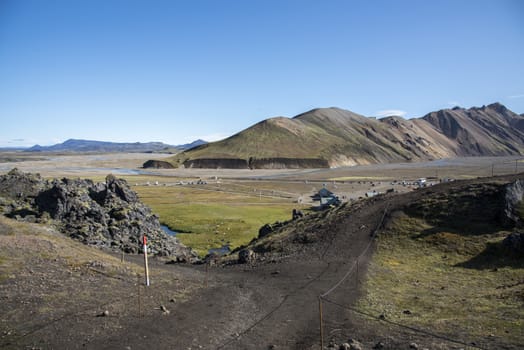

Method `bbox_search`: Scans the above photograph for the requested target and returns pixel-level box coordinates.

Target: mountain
[25,139,207,153]
[176,139,208,151]
[164,103,524,169]
[421,103,524,156]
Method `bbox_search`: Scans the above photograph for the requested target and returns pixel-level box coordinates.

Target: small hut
[311,188,341,209]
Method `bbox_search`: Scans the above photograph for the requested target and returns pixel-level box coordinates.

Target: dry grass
[357,212,524,348]
[0,216,142,278]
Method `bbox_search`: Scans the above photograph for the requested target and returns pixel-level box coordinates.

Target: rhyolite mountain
[26,138,207,153]
[156,102,524,169]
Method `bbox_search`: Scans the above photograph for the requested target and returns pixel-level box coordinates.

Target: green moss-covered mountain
[155,103,524,169]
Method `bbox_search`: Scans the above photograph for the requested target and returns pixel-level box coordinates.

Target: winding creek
[160,225,230,256]
[161,224,178,236]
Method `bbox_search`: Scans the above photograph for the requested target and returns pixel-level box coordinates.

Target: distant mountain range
[163,102,524,169]
[24,139,207,153]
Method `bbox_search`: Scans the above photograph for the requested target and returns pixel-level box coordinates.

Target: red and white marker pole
[143,235,150,286]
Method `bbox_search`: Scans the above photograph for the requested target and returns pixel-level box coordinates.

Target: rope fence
[321,297,488,350]
[316,201,494,350]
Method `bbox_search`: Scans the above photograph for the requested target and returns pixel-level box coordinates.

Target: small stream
[161,225,178,236]
[161,225,230,256]
[208,244,231,256]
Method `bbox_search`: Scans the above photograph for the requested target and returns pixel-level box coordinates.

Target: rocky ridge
[157,103,524,169]
[0,168,197,261]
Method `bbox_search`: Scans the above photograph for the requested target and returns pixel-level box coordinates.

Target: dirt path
[0,183,395,350]
[79,194,388,350]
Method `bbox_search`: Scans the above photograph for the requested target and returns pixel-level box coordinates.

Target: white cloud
[508,94,524,99]
[447,101,461,107]
[374,109,407,118]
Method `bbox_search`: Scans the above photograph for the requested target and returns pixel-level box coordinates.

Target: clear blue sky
[1,0,523,147]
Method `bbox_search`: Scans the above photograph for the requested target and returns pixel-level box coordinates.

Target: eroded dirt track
[83,195,389,350]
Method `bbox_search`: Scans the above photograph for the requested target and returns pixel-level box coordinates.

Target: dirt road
[79,193,390,350]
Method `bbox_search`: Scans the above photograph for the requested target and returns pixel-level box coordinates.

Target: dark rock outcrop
[0,168,46,199]
[249,157,329,169]
[504,179,524,225]
[0,169,198,261]
[258,221,287,239]
[183,158,249,169]
[503,232,524,254]
[181,157,329,169]
[142,160,175,169]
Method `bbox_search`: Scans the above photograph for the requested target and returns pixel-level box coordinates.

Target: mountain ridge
[24,138,207,153]
[164,102,524,169]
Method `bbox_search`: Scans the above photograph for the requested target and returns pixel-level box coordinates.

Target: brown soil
[1,173,523,350]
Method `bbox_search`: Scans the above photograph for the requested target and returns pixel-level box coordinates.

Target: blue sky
[0,0,523,147]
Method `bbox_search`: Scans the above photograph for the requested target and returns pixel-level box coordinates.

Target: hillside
[235,174,524,349]
[161,103,524,169]
[0,215,200,350]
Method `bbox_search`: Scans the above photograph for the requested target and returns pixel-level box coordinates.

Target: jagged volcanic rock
[0,169,198,261]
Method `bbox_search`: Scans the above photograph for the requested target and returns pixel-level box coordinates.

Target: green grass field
[357,212,524,347]
[132,182,306,257]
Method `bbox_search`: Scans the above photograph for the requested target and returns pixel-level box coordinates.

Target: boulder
[258,224,274,239]
[346,339,363,350]
[504,179,524,225]
[258,221,286,239]
[503,232,524,254]
[238,249,255,264]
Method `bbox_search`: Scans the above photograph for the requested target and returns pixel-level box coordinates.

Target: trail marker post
[143,235,150,286]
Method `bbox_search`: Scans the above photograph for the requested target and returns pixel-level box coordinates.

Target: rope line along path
[320,204,388,299]
[317,201,489,350]
[215,204,361,349]
[321,297,489,350]
[215,202,390,349]
[215,263,332,350]
[317,203,388,349]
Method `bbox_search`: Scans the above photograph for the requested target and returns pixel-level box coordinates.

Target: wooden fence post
[319,296,324,349]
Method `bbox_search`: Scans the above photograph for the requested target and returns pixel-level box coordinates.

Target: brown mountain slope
[160,103,524,169]
[422,102,524,156]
